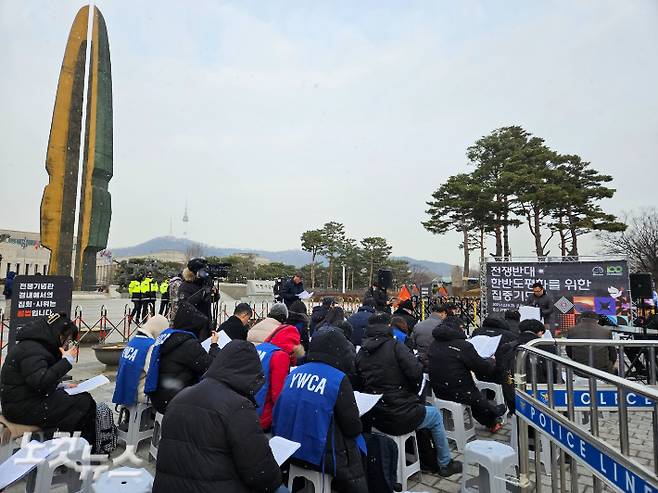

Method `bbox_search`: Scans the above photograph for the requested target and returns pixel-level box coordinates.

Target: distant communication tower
[182,201,189,237]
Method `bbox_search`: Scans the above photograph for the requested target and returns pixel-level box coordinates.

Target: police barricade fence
[515,338,658,493]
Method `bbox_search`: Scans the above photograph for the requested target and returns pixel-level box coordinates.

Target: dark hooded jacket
[498,331,557,413]
[428,323,496,402]
[153,340,282,493]
[147,304,219,414]
[294,329,365,481]
[177,267,213,338]
[287,302,310,352]
[392,303,417,332]
[471,317,518,383]
[219,315,248,341]
[346,305,376,346]
[0,316,94,429]
[310,304,331,333]
[355,323,425,435]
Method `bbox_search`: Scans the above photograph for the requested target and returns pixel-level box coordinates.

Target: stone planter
[92,343,126,366]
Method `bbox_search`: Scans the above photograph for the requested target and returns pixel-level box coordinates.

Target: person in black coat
[218,303,253,340]
[504,310,521,335]
[147,304,219,414]
[364,283,388,312]
[178,258,215,340]
[287,300,310,352]
[280,274,304,307]
[0,314,98,450]
[498,319,555,414]
[310,297,334,334]
[346,298,375,346]
[355,314,461,477]
[471,316,518,384]
[428,320,507,432]
[392,299,417,332]
[153,340,285,493]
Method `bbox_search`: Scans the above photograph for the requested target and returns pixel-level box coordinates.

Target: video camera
[205,263,230,280]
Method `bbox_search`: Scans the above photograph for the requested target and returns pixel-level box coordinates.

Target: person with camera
[0,313,98,450]
[178,258,216,340]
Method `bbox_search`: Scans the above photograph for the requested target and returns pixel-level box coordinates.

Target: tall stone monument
[40,6,113,290]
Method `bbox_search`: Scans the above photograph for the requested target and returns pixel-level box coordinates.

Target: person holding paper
[525,281,555,330]
[471,316,518,383]
[280,273,305,308]
[428,319,507,433]
[255,324,305,431]
[153,340,288,493]
[273,329,368,493]
[217,303,253,341]
[112,315,169,406]
[145,303,220,414]
[355,313,462,478]
[0,313,98,451]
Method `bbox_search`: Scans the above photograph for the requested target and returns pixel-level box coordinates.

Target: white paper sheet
[418,374,428,396]
[64,375,109,395]
[297,290,314,300]
[519,306,542,322]
[269,436,301,466]
[355,345,361,353]
[0,440,52,490]
[467,335,502,359]
[201,330,232,352]
[354,391,382,417]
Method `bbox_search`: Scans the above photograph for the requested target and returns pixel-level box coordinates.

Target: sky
[1,0,657,265]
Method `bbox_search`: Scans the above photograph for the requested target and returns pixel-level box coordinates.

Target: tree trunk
[462,226,470,278]
[480,227,485,262]
[328,259,333,288]
[310,252,316,289]
[369,257,374,286]
[494,223,503,257]
[503,199,511,259]
[568,215,580,257]
[533,206,544,257]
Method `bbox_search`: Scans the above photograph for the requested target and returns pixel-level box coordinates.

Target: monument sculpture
[40,6,113,290]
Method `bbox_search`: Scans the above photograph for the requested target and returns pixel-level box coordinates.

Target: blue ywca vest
[393,328,408,344]
[112,335,155,406]
[144,329,196,394]
[272,362,366,471]
[254,342,282,416]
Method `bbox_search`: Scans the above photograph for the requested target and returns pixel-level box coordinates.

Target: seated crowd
[0,290,625,493]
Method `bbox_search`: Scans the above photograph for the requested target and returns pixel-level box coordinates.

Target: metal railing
[515,338,658,493]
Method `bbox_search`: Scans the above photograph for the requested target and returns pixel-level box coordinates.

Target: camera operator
[178,258,217,340]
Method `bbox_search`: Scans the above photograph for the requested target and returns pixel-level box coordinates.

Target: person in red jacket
[256,324,305,431]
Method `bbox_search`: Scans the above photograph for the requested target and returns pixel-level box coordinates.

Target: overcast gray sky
[1,1,657,265]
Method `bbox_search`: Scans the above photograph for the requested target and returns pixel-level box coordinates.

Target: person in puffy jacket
[0,313,98,450]
[256,323,305,431]
[392,299,417,332]
[355,313,462,477]
[287,300,310,352]
[410,303,443,372]
[346,298,376,346]
[273,329,368,492]
[248,303,288,345]
[428,319,507,432]
[153,340,287,493]
[310,297,334,333]
[218,303,253,341]
[471,316,518,383]
[145,303,219,414]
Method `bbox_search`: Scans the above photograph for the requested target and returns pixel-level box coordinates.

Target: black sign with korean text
[485,260,630,329]
[8,275,73,348]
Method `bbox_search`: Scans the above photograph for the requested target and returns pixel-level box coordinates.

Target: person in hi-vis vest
[139,275,152,323]
[273,329,369,493]
[128,275,143,321]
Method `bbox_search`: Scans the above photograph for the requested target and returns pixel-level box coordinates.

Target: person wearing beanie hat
[287,300,310,352]
[346,297,376,346]
[113,315,169,406]
[248,303,289,345]
[177,257,214,340]
[273,329,369,492]
[1,313,99,451]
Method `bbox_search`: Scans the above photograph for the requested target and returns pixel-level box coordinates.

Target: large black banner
[485,260,630,330]
[8,275,73,348]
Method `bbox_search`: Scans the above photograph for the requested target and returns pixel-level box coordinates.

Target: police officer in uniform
[129,275,143,321]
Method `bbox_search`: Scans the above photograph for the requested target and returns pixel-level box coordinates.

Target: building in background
[0,230,52,278]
